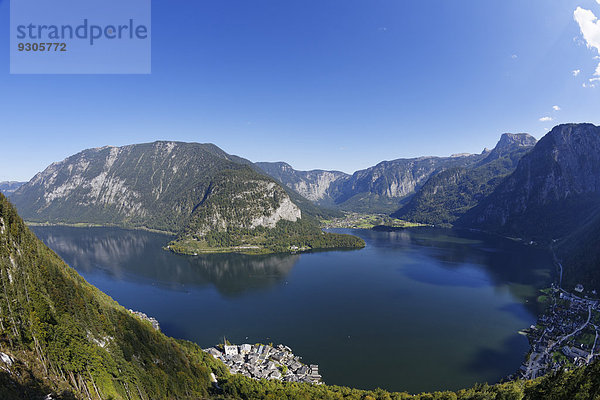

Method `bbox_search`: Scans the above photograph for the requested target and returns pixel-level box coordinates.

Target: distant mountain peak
[450,153,473,158]
[497,132,537,148]
[479,133,537,163]
[459,123,600,238]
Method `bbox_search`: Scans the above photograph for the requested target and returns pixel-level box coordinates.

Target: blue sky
[1,0,600,181]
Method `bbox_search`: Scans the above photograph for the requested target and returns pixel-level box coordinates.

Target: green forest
[170,217,365,255]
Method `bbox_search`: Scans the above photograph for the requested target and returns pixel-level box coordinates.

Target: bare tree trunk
[88,368,103,399]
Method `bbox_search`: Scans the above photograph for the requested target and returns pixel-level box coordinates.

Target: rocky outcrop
[255,162,349,204]
[250,192,301,229]
[185,176,302,236]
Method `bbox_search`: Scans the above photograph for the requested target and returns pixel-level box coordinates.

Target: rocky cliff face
[458,124,600,238]
[184,174,302,237]
[334,155,484,204]
[481,133,537,162]
[255,162,349,204]
[258,154,489,214]
[11,141,303,235]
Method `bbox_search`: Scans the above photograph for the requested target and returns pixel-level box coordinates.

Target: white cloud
[574,7,600,54]
[573,69,581,76]
[553,105,561,111]
[539,116,553,122]
[574,7,600,86]
[511,54,518,59]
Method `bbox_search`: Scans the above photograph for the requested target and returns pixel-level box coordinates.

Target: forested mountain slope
[394,133,536,226]
[458,124,600,240]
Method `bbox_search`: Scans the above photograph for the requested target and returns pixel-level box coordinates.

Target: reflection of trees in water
[186,253,299,296]
[32,226,300,296]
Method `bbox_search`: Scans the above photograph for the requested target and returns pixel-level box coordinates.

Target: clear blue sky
[1,0,600,181]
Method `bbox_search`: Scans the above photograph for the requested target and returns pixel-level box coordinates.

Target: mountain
[255,162,349,207]
[11,142,250,232]
[393,133,537,225]
[0,181,26,196]
[258,154,489,214]
[10,142,363,254]
[458,124,600,240]
[2,192,599,400]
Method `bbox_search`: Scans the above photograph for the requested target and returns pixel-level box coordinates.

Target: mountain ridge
[392,133,537,225]
[458,123,600,239]
[10,141,363,254]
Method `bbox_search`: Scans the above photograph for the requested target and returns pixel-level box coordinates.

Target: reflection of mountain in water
[31,226,300,297]
[354,228,554,312]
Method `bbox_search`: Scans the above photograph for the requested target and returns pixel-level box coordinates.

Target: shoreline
[25,221,177,236]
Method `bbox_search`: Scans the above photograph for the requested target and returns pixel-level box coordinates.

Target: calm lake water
[31,226,554,393]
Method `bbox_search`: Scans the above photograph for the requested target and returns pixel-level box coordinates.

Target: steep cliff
[11,141,249,232]
[255,162,349,206]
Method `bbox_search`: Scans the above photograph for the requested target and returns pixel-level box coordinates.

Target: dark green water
[31,226,553,393]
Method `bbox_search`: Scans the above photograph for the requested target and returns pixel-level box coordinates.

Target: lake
[31,225,554,394]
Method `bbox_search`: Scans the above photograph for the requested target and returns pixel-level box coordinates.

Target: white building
[240,344,252,354]
[224,345,239,356]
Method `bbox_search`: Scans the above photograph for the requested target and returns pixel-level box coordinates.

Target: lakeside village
[127,310,323,383]
[204,342,323,384]
[519,282,600,380]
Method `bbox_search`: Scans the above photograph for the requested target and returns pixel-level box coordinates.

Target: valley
[3,123,600,399]
[4,1,600,397]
